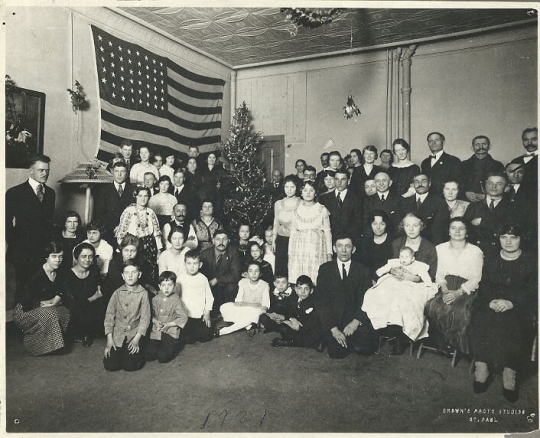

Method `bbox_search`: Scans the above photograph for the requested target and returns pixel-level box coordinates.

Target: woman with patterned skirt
[13,241,71,356]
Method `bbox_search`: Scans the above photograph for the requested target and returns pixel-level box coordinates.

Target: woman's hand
[489,299,514,313]
[88,286,103,302]
[104,335,116,358]
[442,289,460,304]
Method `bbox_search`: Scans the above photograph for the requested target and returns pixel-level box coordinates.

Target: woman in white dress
[148,175,177,229]
[288,180,332,285]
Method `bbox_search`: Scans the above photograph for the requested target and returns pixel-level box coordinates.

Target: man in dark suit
[461,135,504,202]
[6,154,56,301]
[363,172,403,238]
[420,132,462,197]
[119,139,134,172]
[320,169,363,245]
[510,127,537,200]
[95,161,135,246]
[316,233,377,359]
[269,169,284,203]
[402,174,449,245]
[464,173,513,257]
[199,231,242,315]
[172,168,198,222]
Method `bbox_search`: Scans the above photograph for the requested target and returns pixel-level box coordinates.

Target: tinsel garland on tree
[219,102,273,235]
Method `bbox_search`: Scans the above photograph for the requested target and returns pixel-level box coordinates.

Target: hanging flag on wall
[91,25,225,162]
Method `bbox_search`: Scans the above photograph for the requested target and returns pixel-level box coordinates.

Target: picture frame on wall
[5,86,46,168]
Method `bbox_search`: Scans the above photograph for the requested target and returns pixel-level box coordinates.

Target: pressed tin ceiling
[119,7,534,68]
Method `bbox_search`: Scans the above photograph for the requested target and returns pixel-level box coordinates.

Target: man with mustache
[461,135,504,202]
[162,203,198,250]
[199,231,242,316]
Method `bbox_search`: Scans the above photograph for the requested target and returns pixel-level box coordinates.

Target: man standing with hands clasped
[316,233,376,359]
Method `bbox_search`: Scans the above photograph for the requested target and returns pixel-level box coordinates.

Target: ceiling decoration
[119,7,534,68]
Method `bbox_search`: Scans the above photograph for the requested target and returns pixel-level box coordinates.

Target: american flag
[91,25,225,162]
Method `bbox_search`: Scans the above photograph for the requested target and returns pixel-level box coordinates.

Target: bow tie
[430,155,438,159]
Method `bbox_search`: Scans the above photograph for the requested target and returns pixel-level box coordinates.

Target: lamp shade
[58,162,113,185]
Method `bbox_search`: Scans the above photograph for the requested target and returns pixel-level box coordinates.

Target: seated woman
[362,246,436,354]
[354,210,394,281]
[13,241,71,356]
[56,210,85,273]
[364,213,437,354]
[426,217,483,355]
[469,223,537,402]
[216,261,270,338]
[62,243,103,347]
[158,225,189,280]
[443,180,469,218]
[148,175,178,229]
[191,200,223,251]
[115,186,163,286]
[83,219,113,280]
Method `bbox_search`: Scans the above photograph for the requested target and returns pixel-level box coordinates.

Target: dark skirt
[426,275,476,354]
[274,234,289,277]
[138,234,159,286]
[13,303,71,356]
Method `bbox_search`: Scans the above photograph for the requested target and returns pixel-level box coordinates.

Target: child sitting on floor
[103,259,151,372]
[216,260,270,338]
[244,241,274,285]
[259,274,297,334]
[270,275,322,348]
[177,250,214,344]
[145,271,188,364]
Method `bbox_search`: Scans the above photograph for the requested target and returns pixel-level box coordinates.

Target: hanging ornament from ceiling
[343,94,361,119]
[280,8,343,36]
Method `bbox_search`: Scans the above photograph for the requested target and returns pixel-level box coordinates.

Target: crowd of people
[5,129,538,403]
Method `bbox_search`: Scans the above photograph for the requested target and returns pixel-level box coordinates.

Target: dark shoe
[271,338,295,347]
[82,336,93,348]
[391,336,406,355]
[246,323,259,337]
[214,327,221,338]
[473,379,490,394]
[503,388,519,403]
[316,342,325,353]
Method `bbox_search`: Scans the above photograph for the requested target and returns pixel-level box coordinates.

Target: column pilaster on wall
[400,45,417,146]
[230,70,237,123]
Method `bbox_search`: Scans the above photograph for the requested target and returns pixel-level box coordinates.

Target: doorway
[258,135,285,181]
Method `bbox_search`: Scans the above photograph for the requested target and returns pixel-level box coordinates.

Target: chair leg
[416,341,424,359]
[469,357,475,374]
[451,348,458,368]
[409,340,414,356]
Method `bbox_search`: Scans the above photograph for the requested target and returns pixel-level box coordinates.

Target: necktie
[489,199,495,211]
[342,263,347,282]
[126,159,130,168]
[36,184,44,202]
[336,191,343,210]
[507,186,516,200]
[416,197,422,210]
[118,184,123,197]
[216,254,222,268]
[380,194,386,202]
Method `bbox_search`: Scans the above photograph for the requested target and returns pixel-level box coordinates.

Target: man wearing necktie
[420,132,463,198]
[119,139,133,172]
[402,174,449,245]
[6,154,56,302]
[316,233,376,359]
[319,169,363,247]
[464,173,513,257]
[95,161,135,247]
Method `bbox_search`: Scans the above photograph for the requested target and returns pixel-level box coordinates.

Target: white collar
[378,190,389,200]
[174,184,184,192]
[337,259,352,273]
[114,181,125,190]
[416,192,429,203]
[336,188,348,198]
[431,150,444,161]
[28,178,42,191]
[486,195,502,206]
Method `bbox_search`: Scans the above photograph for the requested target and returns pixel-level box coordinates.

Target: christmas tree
[219,102,273,236]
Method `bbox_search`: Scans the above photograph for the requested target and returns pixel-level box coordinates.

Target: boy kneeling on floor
[103,259,151,372]
[270,275,322,348]
[145,271,188,363]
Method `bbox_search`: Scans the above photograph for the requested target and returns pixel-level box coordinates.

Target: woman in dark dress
[387,138,420,198]
[469,223,537,402]
[200,152,223,217]
[62,242,103,347]
[13,241,71,356]
[354,210,393,281]
[351,145,383,197]
[57,210,85,273]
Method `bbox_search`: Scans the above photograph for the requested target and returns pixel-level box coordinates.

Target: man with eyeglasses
[464,172,513,257]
